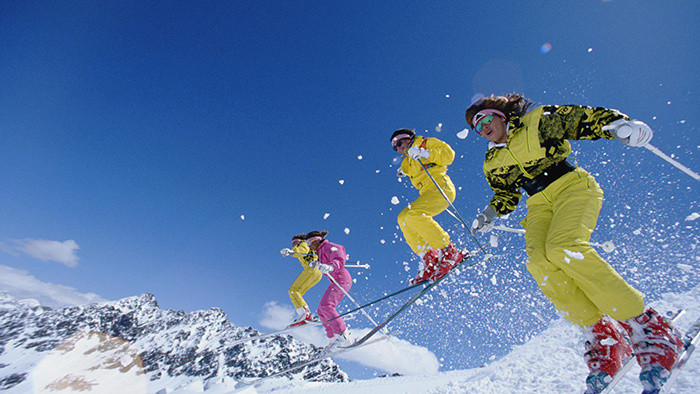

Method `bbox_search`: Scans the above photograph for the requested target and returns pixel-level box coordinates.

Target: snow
[169,285,700,393]
[390,196,400,205]
[3,251,698,394]
[456,129,469,139]
[564,250,585,260]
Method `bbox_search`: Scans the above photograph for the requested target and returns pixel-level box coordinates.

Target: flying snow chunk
[435,123,442,132]
[240,215,245,220]
[323,213,330,220]
[685,212,699,221]
[564,249,584,260]
[587,48,593,53]
[445,94,450,98]
[344,228,350,235]
[357,155,363,160]
[457,129,469,139]
[391,196,400,205]
[339,180,345,185]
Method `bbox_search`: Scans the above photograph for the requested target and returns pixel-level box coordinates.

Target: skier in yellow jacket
[390,128,466,284]
[281,234,322,327]
[465,93,683,393]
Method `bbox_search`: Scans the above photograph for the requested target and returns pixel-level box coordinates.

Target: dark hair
[305,230,328,239]
[291,233,306,241]
[465,93,533,128]
[390,128,416,142]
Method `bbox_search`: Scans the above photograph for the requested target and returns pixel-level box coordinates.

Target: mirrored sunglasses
[474,113,495,134]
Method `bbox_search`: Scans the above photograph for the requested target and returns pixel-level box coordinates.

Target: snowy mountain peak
[0,293,349,392]
[107,292,159,311]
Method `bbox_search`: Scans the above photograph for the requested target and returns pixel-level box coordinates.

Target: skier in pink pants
[305,230,352,346]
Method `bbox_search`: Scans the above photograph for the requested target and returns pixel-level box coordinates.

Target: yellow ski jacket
[484,105,629,216]
[401,136,456,192]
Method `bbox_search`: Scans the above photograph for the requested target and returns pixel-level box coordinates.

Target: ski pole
[323,270,387,334]
[493,225,525,235]
[417,159,489,255]
[345,264,371,269]
[492,225,616,252]
[644,144,700,182]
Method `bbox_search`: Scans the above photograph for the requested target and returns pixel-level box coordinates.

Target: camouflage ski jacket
[292,241,317,270]
[484,105,629,216]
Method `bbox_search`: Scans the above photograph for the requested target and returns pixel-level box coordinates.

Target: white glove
[280,248,293,257]
[602,119,653,147]
[407,146,430,160]
[397,168,407,178]
[470,206,497,236]
[317,263,334,274]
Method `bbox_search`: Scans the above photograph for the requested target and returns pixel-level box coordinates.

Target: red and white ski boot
[583,316,633,394]
[410,249,439,285]
[431,242,466,282]
[619,308,684,393]
[289,306,315,327]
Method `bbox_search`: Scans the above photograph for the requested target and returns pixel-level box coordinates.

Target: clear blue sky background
[1,0,698,379]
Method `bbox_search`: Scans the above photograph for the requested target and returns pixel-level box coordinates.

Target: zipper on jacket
[506,148,534,179]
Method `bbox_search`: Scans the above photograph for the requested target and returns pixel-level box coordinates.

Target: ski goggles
[391,134,412,151]
[472,109,507,134]
[306,236,323,244]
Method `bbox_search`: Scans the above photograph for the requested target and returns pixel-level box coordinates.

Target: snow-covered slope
[0,293,348,393]
[223,285,700,393]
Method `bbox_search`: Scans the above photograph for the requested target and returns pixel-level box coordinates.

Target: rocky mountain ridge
[0,292,348,392]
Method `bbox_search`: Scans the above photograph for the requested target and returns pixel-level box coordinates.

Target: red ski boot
[289,306,315,327]
[619,308,684,393]
[430,242,466,282]
[583,316,633,394]
[410,249,439,285]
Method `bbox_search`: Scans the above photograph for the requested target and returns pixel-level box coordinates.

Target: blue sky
[1,1,698,379]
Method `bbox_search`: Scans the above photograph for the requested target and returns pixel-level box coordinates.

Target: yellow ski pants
[523,168,644,327]
[289,268,322,309]
[398,175,455,255]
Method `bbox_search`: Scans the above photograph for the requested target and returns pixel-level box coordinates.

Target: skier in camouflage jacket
[465,93,683,392]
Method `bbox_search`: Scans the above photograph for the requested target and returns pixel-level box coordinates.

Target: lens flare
[540,42,552,54]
